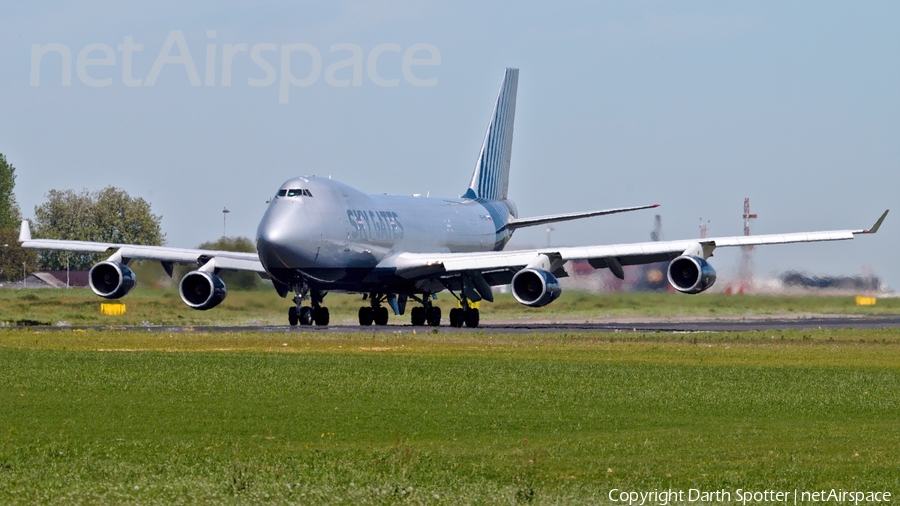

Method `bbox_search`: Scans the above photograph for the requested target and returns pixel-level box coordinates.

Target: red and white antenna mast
[737,198,757,293]
[743,197,757,239]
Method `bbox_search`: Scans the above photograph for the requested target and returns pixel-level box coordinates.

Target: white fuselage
[256,176,516,291]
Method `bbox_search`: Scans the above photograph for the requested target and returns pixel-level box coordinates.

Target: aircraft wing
[378,210,889,284]
[18,221,264,273]
[505,203,660,231]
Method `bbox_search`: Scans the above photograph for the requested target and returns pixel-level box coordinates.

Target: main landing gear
[358,293,390,326]
[288,284,329,326]
[449,298,479,328]
[409,296,441,327]
[357,293,442,327]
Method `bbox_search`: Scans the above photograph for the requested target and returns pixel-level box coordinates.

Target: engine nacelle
[667,255,717,294]
[511,268,562,307]
[179,271,227,310]
[89,261,136,299]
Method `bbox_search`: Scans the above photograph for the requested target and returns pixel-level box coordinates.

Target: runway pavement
[5,315,900,333]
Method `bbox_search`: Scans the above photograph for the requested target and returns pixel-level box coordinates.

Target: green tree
[0,228,37,283]
[32,187,165,270]
[0,153,33,282]
[194,236,261,290]
[0,153,21,230]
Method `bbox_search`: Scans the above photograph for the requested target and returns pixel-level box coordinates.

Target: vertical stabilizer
[18,220,31,242]
[464,68,518,201]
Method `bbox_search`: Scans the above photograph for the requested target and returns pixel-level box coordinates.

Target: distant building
[11,271,90,289]
[781,271,882,292]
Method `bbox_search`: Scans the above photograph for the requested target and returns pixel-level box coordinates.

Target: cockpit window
[286,189,313,197]
[276,189,287,197]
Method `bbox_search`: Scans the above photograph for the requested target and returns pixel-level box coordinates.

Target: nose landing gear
[288,306,314,326]
[288,284,329,326]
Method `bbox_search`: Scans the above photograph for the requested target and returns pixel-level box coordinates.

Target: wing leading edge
[18,221,265,273]
[379,210,889,282]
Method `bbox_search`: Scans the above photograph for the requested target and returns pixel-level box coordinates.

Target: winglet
[18,220,31,242]
[858,209,889,234]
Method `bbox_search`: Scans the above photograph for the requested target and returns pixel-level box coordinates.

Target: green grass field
[1,328,898,504]
[1,286,898,327]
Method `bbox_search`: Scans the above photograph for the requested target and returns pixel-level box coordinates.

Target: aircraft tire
[288,306,299,326]
[410,307,426,326]
[426,306,441,326]
[449,308,463,328]
[314,307,330,326]
[374,307,389,326]
[358,307,374,326]
[464,308,480,328]
[299,307,314,326]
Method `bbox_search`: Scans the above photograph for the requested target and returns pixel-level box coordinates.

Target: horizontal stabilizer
[506,204,659,231]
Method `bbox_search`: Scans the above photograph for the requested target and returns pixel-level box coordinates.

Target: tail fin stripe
[480,98,497,198]
[488,89,507,195]
[486,100,498,197]
[467,67,518,201]
[483,80,509,197]
[495,75,513,196]
[493,84,510,192]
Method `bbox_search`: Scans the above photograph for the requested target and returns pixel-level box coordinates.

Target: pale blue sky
[2,2,897,288]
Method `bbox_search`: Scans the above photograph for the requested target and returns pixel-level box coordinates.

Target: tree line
[0,153,35,281]
[0,152,258,288]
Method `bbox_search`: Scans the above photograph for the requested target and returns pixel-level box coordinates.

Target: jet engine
[89,261,136,299]
[511,268,562,307]
[179,270,227,310]
[667,255,717,294]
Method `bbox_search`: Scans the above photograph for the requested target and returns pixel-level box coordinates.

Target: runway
[5,315,900,333]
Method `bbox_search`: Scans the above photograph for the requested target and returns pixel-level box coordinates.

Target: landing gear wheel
[410,306,426,326]
[299,306,314,326]
[449,308,464,328]
[374,306,389,326]
[426,306,441,326]
[464,308,480,328]
[313,307,330,326]
[358,307,374,326]
[288,306,299,326]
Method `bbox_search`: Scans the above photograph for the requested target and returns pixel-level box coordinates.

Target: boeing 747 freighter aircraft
[19,68,888,327]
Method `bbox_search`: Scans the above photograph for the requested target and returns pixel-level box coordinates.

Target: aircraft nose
[256,213,292,271]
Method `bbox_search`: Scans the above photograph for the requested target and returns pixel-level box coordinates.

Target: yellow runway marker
[100,303,127,315]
